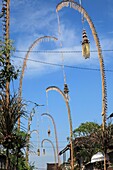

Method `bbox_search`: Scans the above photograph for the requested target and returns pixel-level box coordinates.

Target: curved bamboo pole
[56,1,107,170]
[18,36,58,129]
[26,105,37,163]
[41,113,60,166]
[46,86,74,170]
[41,138,57,170]
[19,36,58,99]
[26,129,38,164]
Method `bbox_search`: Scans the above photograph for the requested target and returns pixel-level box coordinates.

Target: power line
[15,49,113,53]
[31,140,68,143]
[30,146,67,149]
[13,55,113,72]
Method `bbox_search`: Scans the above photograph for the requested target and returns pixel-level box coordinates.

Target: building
[47,163,58,170]
[59,137,113,170]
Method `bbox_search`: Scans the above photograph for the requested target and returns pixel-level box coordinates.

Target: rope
[79,0,85,29]
[46,91,49,114]
[56,11,67,84]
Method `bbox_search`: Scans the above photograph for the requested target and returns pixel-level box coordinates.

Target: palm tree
[0,92,27,169]
[10,130,28,169]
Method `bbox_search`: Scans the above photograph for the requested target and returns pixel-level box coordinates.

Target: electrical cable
[14,49,113,53]
[12,55,113,72]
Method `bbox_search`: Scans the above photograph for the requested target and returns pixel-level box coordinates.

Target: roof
[91,152,109,163]
[91,152,104,163]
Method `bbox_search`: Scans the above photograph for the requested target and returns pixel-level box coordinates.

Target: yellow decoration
[82,29,90,59]
[37,149,40,156]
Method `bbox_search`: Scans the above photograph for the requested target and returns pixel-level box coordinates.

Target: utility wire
[14,49,113,53]
[12,55,113,72]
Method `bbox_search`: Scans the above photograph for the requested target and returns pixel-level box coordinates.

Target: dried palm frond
[0,93,27,136]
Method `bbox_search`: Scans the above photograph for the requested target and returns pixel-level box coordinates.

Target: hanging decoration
[79,0,90,59]
[48,128,51,137]
[64,83,69,95]
[43,148,45,155]
[57,9,70,103]
[82,29,90,59]
[37,148,40,156]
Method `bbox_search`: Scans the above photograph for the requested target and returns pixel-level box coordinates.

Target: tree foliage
[0,93,26,139]
[73,122,102,163]
[0,38,33,169]
[73,122,100,137]
[0,39,19,90]
[73,121,113,166]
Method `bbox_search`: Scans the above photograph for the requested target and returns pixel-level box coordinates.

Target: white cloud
[12,22,113,78]
[10,0,113,78]
[10,0,57,34]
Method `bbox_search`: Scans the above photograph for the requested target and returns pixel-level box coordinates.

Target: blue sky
[1,0,113,169]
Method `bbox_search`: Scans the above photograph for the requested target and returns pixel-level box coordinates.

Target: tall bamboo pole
[26,109,35,164]
[46,85,74,170]
[41,113,60,167]
[56,1,107,170]
[41,139,57,170]
[2,1,10,169]
[4,0,10,105]
[18,36,57,129]
[2,0,10,105]
[26,130,38,164]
